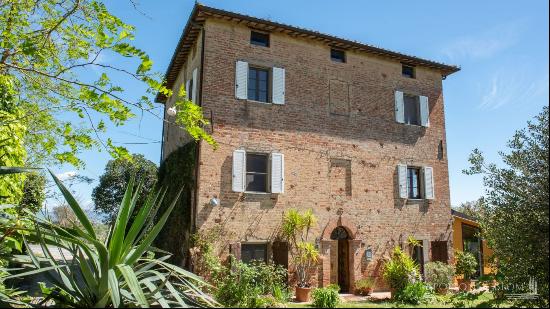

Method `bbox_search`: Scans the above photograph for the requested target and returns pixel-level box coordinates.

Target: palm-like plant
[280,209,319,288]
[5,169,218,307]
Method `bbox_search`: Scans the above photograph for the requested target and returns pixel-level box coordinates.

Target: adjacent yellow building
[452,210,494,277]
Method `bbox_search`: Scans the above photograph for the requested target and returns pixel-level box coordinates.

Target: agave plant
[5,169,218,307]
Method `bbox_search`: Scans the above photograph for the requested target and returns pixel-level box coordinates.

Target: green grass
[288,292,513,308]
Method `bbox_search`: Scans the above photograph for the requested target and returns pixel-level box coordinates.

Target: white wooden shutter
[271,153,284,193]
[235,61,248,99]
[272,67,285,104]
[398,164,408,198]
[232,150,246,192]
[191,68,198,103]
[395,91,405,123]
[423,166,434,199]
[185,80,190,100]
[419,95,430,127]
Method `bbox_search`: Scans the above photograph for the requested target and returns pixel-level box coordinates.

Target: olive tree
[465,106,549,304]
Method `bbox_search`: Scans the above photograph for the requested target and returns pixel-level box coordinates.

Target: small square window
[402,65,415,78]
[404,94,420,125]
[331,48,346,63]
[250,31,270,47]
[246,153,269,192]
[407,167,422,199]
[241,243,268,263]
[248,67,270,102]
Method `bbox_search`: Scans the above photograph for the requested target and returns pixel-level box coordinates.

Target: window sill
[401,123,425,127]
[244,191,272,195]
[247,99,271,104]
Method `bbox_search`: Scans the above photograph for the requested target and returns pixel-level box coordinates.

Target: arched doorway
[330,226,350,292]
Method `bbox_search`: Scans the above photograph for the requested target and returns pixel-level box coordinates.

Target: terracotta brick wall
[167,17,454,290]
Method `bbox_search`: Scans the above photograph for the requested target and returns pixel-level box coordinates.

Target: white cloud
[478,72,549,110]
[442,20,525,61]
[55,171,77,181]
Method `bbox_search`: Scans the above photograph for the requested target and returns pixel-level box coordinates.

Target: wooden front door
[338,239,349,292]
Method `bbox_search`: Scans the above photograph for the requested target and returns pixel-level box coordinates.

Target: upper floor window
[250,31,270,47]
[241,243,268,263]
[398,164,434,200]
[407,167,422,199]
[330,48,346,63]
[248,67,270,102]
[404,94,421,126]
[402,64,415,78]
[246,153,269,192]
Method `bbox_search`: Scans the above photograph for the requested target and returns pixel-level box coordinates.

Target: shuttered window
[232,150,284,194]
[395,91,429,127]
[235,61,285,104]
[398,164,435,200]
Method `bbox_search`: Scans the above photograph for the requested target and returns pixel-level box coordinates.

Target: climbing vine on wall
[155,142,197,266]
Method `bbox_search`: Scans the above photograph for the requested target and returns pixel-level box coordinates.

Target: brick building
[158,4,460,292]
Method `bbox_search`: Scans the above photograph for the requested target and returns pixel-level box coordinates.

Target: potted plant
[424,261,455,294]
[382,246,420,299]
[455,251,478,291]
[281,209,320,302]
[354,277,375,296]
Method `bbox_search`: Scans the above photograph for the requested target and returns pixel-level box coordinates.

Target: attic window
[402,64,415,78]
[250,31,270,47]
[330,48,346,63]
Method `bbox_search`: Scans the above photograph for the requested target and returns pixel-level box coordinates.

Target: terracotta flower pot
[457,279,472,292]
[435,287,448,295]
[295,286,312,302]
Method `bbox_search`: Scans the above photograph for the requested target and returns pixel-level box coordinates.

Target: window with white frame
[398,164,434,200]
[395,91,429,127]
[235,61,285,104]
[232,150,284,194]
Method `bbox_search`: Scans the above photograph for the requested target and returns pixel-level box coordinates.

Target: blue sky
[50,0,549,211]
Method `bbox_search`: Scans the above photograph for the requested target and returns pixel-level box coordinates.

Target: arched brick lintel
[321,216,358,240]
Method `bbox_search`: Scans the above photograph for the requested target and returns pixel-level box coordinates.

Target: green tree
[465,106,549,304]
[0,0,214,171]
[92,153,157,223]
[19,172,46,213]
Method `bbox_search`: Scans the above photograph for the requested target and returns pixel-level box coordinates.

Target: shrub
[424,261,455,292]
[382,246,420,293]
[4,172,217,307]
[312,284,340,308]
[354,277,375,295]
[214,260,290,308]
[455,251,478,280]
[395,282,432,305]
